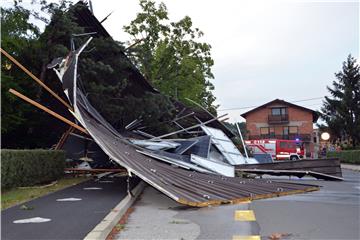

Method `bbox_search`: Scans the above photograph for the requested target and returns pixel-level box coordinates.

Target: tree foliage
[1,1,87,149]
[1,1,177,148]
[1,6,39,133]
[320,55,360,147]
[1,5,43,146]
[78,37,176,133]
[124,0,217,114]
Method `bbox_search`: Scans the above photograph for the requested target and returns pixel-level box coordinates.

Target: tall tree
[320,55,360,147]
[78,37,176,133]
[124,0,217,114]
[1,5,44,147]
[1,1,88,149]
[3,1,176,147]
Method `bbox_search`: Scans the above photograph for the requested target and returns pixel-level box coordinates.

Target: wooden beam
[9,88,87,134]
[55,126,74,150]
[1,48,73,110]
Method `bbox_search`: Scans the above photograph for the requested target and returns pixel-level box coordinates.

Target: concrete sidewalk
[115,187,258,240]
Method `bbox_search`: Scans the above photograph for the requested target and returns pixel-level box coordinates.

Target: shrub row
[327,150,360,165]
[1,149,65,189]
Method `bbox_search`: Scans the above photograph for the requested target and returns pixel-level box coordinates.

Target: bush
[327,150,360,165]
[1,149,65,189]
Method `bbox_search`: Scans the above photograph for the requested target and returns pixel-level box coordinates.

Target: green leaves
[1,6,41,136]
[124,0,217,112]
[1,149,65,189]
[1,2,83,148]
[321,55,360,147]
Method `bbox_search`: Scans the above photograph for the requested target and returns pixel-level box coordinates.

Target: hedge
[1,149,65,189]
[327,150,360,165]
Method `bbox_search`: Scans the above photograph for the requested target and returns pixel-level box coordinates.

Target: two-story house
[241,99,319,157]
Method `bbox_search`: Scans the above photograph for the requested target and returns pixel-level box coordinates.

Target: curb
[83,181,146,240]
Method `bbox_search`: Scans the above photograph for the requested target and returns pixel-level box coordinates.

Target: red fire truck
[245,139,305,161]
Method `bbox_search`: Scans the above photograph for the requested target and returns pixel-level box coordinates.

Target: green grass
[1,176,89,210]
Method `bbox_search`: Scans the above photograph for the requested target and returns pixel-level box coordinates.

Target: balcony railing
[248,134,312,142]
[268,114,289,124]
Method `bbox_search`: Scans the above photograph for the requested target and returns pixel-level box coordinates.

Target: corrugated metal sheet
[201,126,247,165]
[236,158,343,181]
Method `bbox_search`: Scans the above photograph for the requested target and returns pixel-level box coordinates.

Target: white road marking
[99,180,113,183]
[83,187,102,190]
[56,198,82,201]
[13,217,51,224]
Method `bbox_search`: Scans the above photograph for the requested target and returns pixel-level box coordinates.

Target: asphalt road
[252,169,360,240]
[116,169,359,240]
[2,175,138,240]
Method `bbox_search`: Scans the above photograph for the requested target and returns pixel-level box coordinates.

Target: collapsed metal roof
[75,87,319,206]
[47,38,320,207]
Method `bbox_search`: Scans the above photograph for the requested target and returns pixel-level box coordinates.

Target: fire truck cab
[245,139,304,161]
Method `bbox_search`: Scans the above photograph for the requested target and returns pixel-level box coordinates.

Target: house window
[260,127,269,135]
[271,107,287,116]
[289,126,298,134]
[283,126,289,135]
[282,126,289,139]
[269,127,275,138]
[260,127,275,138]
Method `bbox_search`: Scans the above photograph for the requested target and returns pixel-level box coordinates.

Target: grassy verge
[327,150,360,165]
[1,176,89,210]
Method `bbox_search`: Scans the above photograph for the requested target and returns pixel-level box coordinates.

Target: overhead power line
[218,96,325,111]
[291,97,325,103]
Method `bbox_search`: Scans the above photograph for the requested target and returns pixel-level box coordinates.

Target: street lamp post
[320,132,330,158]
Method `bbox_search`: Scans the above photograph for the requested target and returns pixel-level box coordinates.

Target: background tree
[78,37,176,133]
[124,0,217,114]
[1,5,44,147]
[1,1,86,148]
[2,1,176,148]
[320,55,360,147]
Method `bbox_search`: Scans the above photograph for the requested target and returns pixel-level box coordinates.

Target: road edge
[83,181,146,240]
[341,164,360,172]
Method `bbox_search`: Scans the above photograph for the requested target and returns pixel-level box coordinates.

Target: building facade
[241,99,319,157]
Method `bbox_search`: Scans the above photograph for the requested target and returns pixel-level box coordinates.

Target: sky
[4,0,359,123]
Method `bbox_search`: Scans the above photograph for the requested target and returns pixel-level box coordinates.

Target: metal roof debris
[236,158,343,181]
[45,37,321,206]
